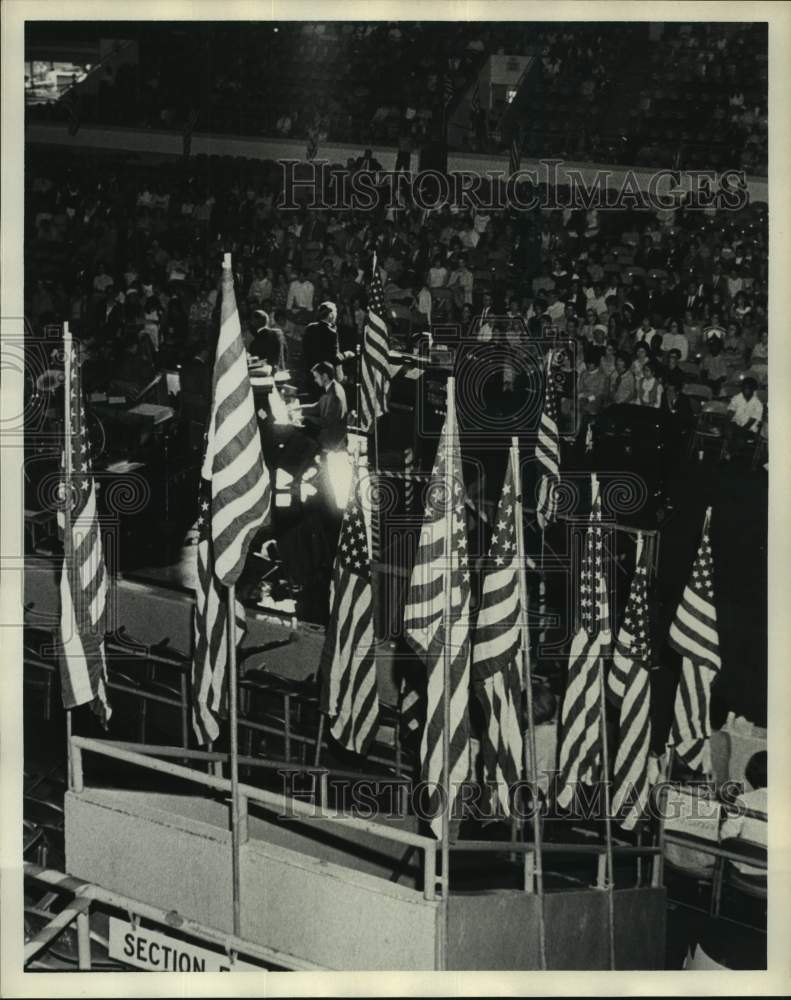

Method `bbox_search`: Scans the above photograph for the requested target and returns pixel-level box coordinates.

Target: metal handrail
[70,735,439,900]
[23,863,325,971]
[663,830,767,871]
[100,738,413,788]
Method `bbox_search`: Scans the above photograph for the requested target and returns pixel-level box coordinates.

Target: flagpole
[63,322,74,790]
[592,472,616,970]
[539,529,547,646]
[511,437,547,969]
[370,252,381,477]
[226,584,242,937]
[223,251,243,938]
[439,377,457,971]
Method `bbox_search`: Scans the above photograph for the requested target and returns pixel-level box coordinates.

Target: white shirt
[448,267,473,304]
[720,787,767,875]
[286,279,314,311]
[428,266,448,288]
[728,392,763,428]
[417,287,432,323]
[661,331,689,361]
[546,300,565,322]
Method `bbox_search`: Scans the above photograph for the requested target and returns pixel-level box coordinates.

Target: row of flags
[56,255,721,841]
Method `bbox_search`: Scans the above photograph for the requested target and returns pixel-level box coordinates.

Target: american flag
[667,509,721,774]
[359,262,391,432]
[201,260,270,587]
[192,470,248,745]
[319,461,379,754]
[471,450,525,817]
[403,392,472,836]
[57,338,111,724]
[192,259,270,743]
[556,476,611,810]
[535,355,560,530]
[609,548,652,830]
[398,671,424,740]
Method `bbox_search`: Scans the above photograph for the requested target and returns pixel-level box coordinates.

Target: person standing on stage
[302,301,353,397]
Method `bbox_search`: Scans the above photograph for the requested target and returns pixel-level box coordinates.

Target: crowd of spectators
[27,22,767,175]
[25,145,769,475]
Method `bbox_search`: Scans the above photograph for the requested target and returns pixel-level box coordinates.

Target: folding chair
[688,400,729,460]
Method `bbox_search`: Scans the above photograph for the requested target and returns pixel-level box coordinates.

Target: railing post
[77,909,91,970]
[596,851,607,889]
[424,843,437,901]
[239,793,249,845]
[72,742,84,793]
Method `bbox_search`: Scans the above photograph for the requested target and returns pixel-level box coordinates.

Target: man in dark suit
[93,286,124,340]
[301,301,341,398]
[249,310,286,369]
[648,276,677,323]
[678,279,705,317]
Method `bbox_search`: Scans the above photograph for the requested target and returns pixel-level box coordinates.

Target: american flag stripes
[201,260,270,586]
[320,462,379,754]
[667,509,721,774]
[57,336,111,723]
[398,672,424,739]
[192,470,248,745]
[556,476,611,810]
[192,258,270,743]
[403,389,472,836]
[358,263,391,432]
[609,546,653,830]
[535,356,561,530]
[471,452,525,816]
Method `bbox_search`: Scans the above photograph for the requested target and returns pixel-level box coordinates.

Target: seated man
[723,377,763,461]
[719,750,767,885]
[300,361,348,451]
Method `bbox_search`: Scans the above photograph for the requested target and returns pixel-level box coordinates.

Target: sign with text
[108,917,263,972]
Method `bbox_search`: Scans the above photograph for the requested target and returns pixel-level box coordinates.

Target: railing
[68,735,667,909]
[23,863,325,971]
[70,735,440,901]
